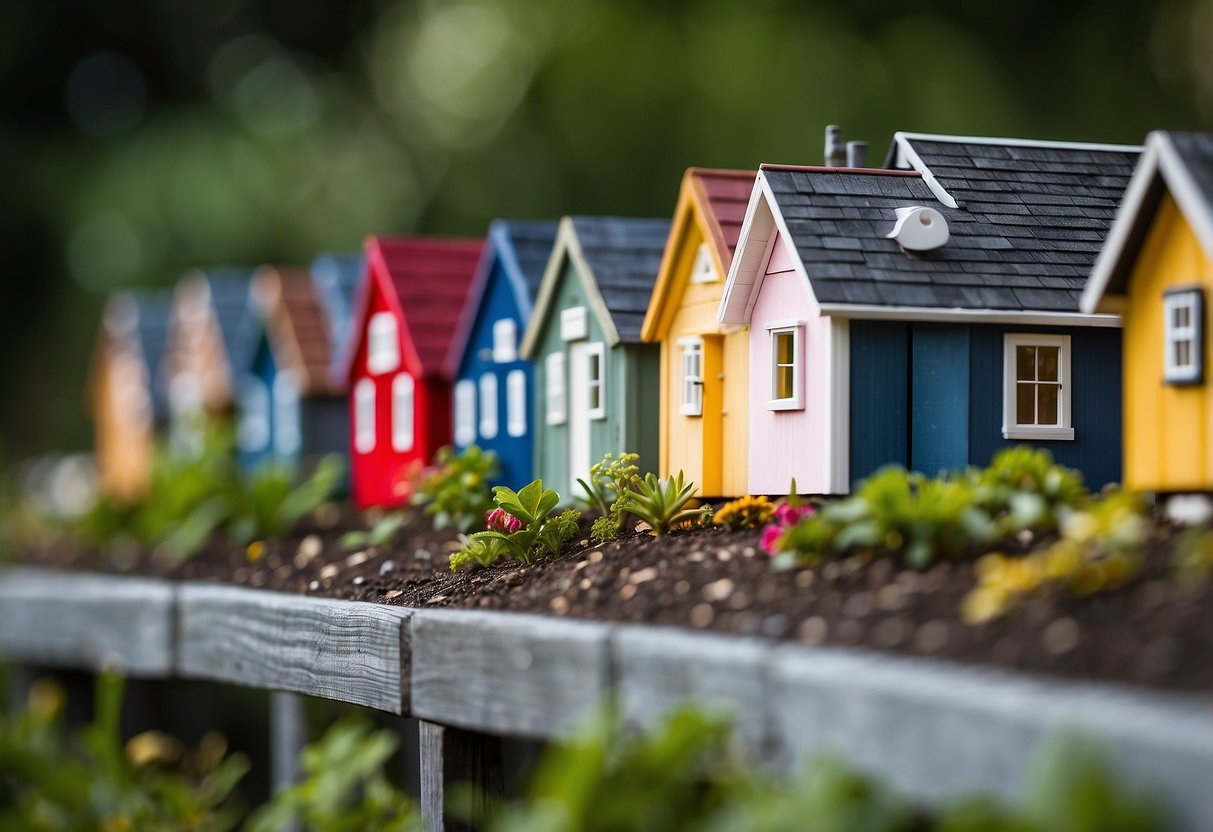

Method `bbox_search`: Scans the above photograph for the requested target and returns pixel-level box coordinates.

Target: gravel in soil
[16,509,1213,696]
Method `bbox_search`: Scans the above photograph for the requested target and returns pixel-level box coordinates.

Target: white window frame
[479,373,498,439]
[353,378,376,453]
[391,373,415,452]
[586,341,606,420]
[678,336,704,416]
[1002,333,1074,441]
[367,311,400,375]
[237,374,270,452]
[506,369,527,437]
[1164,288,1203,385]
[272,371,301,457]
[453,379,476,446]
[690,242,718,284]
[765,320,805,411]
[492,318,518,363]
[545,352,566,425]
[560,306,588,341]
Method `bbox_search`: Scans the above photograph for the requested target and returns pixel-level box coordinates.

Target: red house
[346,235,483,508]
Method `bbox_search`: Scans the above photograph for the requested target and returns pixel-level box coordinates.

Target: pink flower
[774,502,813,527]
[485,507,523,533]
[761,524,784,555]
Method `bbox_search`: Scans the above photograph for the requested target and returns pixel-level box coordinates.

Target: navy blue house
[446,220,558,488]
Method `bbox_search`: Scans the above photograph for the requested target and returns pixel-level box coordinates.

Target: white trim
[272,371,301,457]
[1002,334,1074,441]
[237,374,270,453]
[560,306,588,342]
[367,312,400,375]
[353,378,376,454]
[453,379,476,446]
[391,373,415,452]
[768,324,804,411]
[586,341,606,420]
[689,243,718,284]
[491,318,518,363]
[478,373,498,440]
[827,317,850,494]
[892,130,1142,156]
[819,303,1122,328]
[764,318,804,330]
[1163,288,1203,384]
[544,352,566,426]
[678,336,704,416]
[506,369,527,437]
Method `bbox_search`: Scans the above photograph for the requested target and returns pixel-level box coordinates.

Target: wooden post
[418,721,503,832]
[270,691,305,795]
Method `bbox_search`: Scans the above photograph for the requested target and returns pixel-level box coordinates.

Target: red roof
[359,235,483,379]
[689,168,755,270]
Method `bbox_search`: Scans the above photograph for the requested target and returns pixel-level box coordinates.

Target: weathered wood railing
[1,566,1211,832]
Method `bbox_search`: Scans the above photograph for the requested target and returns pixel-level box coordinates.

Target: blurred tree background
[1,0,1210,459]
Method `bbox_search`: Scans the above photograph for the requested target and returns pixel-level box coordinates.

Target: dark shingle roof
[128,289,172,420]
[499,221,559,306]
[202,269,256,377]
[1169,132,1213,208]
[310,253,364,383]
[570,216,670,342]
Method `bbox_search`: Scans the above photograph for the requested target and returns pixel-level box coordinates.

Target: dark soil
[15,509,1213,696]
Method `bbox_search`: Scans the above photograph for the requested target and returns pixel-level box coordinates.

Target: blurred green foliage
[411,445,499,534]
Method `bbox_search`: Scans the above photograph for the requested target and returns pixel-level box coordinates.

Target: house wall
[849,320,911,483]
[95,347,155,500]
[1121,193,1213,492]
[237,335,278,474]
[455,255,534,489]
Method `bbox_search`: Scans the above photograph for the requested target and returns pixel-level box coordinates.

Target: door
[699,335,724,496]
[569,342,591,496]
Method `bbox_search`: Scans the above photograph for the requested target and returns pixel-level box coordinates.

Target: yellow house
[642,168,755,497]
[1082,131,1213,495]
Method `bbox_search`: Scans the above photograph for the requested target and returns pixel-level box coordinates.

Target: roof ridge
[893,131,1143,154]
[687,167,757,179]
[760,163,921,177]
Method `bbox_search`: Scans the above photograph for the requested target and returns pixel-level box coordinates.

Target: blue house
[445,221,558,488]
[717,133,1140,493]
[310,252,364,387]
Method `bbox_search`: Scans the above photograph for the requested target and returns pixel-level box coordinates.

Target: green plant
[227,456,345,548]
[245,716,417,832]
[618,471,706,535]
[579,452,641,542]
[339,511,408,551]
[1172,525,1213,589]
[451,480,581,569]
[590,515,621,544]
[411,445,499,533]
[971,446,1088,536]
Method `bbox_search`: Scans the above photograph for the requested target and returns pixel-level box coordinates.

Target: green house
[520,215,670,499]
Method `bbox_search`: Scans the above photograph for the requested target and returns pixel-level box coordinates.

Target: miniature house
[162,268,256,454]
[310,252,365,388]
[446,220,558,488]
[1081,131,1213,499]
[346,235,483,509]
[520,216,670,499]
[86,289,172,500]
[236,266,347,474]
[642,168,755,497]
[718,133,1140,495]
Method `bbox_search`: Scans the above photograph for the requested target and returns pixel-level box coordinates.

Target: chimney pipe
[846,141,868,169]
[824,125,846,167]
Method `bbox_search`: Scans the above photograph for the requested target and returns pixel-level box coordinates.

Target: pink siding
[747,232,834,495]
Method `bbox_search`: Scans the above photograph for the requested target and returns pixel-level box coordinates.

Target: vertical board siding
[849,320,911,484]
[239,334,279,474]
[910,324,970,476]
[622,343,662,478]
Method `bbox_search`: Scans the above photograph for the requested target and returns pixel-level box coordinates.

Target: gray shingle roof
[1169,132,1213,210]
[570,216,670,342]
[498,220,559,305]
[760,136,1141,313]
[128,289,172,421]
[201,269,256,377]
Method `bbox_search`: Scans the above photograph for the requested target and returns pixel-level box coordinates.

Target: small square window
[1003,334,1073,441]
[1164,288,1203,385]
[492,319,517,363]
[766,322,804,411]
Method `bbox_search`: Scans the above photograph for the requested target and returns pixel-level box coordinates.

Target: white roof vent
[887,206,949,251]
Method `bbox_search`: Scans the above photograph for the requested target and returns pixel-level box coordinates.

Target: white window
[454,379,476,446]
[273,371,301,456]
[586,342,606,419]
[545,352,566,425]
[392,373,414,452]
[479,373,498,439]
[238,375,270,452]
[1002,334,1074,441]
[1164,288,1203,385]
[354,378,376,453]
[367,312,400,375]
[507,369,527,437]
[679,337,704,416]
[492,319,518,363]
[560,306,588,341]
[766,321,804,410]
[690,243,718,284]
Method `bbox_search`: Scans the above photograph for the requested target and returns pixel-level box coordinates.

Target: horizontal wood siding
[910,325,970,476]
[849,320,910,484]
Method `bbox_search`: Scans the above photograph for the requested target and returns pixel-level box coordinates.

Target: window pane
[1176,340,1191,367]
[1037,346,1059,382]
[1016,382,1035,425]
[1016,346,1035,381]
[1038,383,1059,425]
[776,365,794,400]
[1176,305,1190,329]
[775,331,793,366]
[589,351,600,382]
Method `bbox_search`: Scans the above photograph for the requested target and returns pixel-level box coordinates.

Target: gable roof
[348,235,483,381]
[521,216,670,357]
[310,252,364,384]
[178,268,256,378]
[1081,131,1213,313]
[445,220,559,377]
[719,133,1140,324]
[250,266,341,396]
[89,288,173,420]
[641,167,755,341]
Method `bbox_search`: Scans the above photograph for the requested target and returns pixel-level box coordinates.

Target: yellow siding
[95,351,154,500]
[1122,193,1213,492]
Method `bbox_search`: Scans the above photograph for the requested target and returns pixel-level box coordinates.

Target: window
[367,312,399,375]
[454,379,476,446]
[545,352,566,425]
[354,378,376,453]
[586,342,606,419]
[766,321,804,410]
[479,373,498,439]
[507,369,527,437]
[1164,288,1203,385]
[1003,334,1073,441]
[392,373,414,452]
[273,372,301,456]
[560,306,587,341]
[492,319,517,363]
[679,337,704,416]
[238,375,270,452]
[690,243,718,284]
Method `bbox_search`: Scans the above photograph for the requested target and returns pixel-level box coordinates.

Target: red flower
[486,507,522,533]
[774,503,812,527]
[760,524,784,555]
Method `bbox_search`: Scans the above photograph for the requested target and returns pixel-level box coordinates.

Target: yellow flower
[126,730,184,768]
[246,540,266,563]
[962,585,1012,624]
[27,678,64,720]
